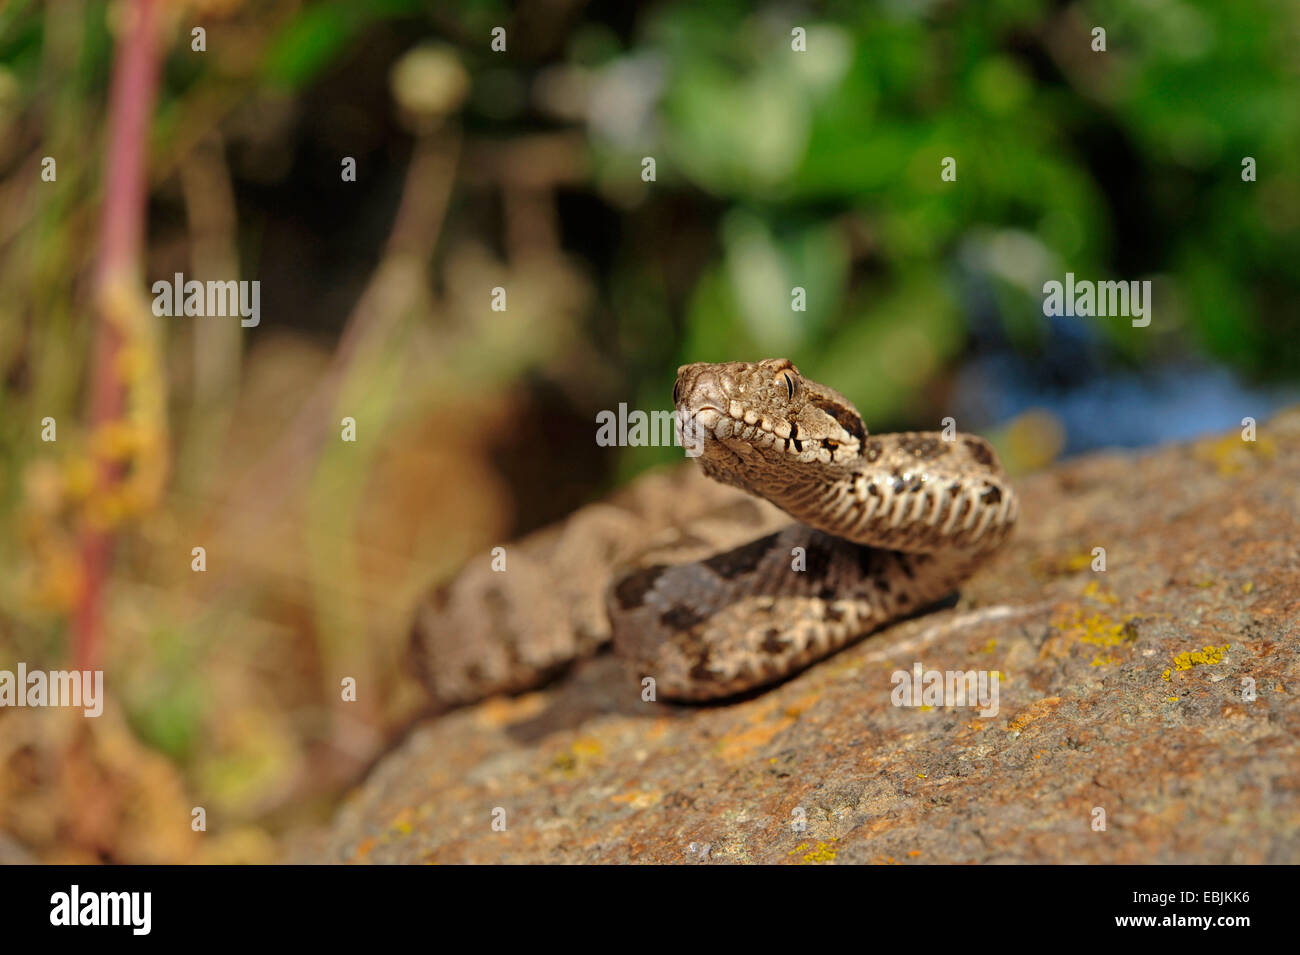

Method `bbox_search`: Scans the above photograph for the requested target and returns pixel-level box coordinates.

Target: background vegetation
[0,0,1296,861]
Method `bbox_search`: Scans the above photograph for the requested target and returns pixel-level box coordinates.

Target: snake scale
[411,359,1018,705]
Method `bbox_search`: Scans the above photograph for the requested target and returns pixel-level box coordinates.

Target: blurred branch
[77,0,163,670]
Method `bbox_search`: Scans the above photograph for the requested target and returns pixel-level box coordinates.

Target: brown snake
[411,359,1018,705]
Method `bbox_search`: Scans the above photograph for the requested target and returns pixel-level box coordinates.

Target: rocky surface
[306,412,1300,863]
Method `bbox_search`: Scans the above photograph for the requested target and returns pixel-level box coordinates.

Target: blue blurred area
[956,353,1299,456]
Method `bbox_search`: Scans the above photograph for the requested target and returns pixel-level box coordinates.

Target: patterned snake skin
[411,359,1018,704]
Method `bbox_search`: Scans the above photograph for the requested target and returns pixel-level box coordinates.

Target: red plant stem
[75,0,162,670]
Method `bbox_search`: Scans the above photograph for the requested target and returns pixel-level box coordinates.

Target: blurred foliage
[0,0,1296,861]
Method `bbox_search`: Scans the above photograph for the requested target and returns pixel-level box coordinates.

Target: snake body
[411,359,1017,705]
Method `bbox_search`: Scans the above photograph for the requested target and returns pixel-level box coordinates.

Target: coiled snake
[412,359,1018,705]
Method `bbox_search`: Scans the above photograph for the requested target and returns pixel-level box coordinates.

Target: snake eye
[780,372,796,399]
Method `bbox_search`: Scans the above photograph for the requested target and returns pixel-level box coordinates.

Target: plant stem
[76,0,162,670]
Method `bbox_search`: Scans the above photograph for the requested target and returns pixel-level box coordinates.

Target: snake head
[673,359,868,485]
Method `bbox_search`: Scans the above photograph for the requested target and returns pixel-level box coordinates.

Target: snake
[411,358,1018,705]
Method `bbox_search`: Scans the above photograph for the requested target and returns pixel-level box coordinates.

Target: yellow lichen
[1034,550,1097,578]
[386,808,415,837]
[789,839,838,864]
[1065,552,1094,572]
[1053,606,1139,651]
[1172,644,1230,672]
[1082,580,1119,605]
[549,752,578,773]
[1196,432,1277,475]
[549,736,606,775]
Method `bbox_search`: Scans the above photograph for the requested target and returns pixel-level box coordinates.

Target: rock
[305,412,1300,863]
